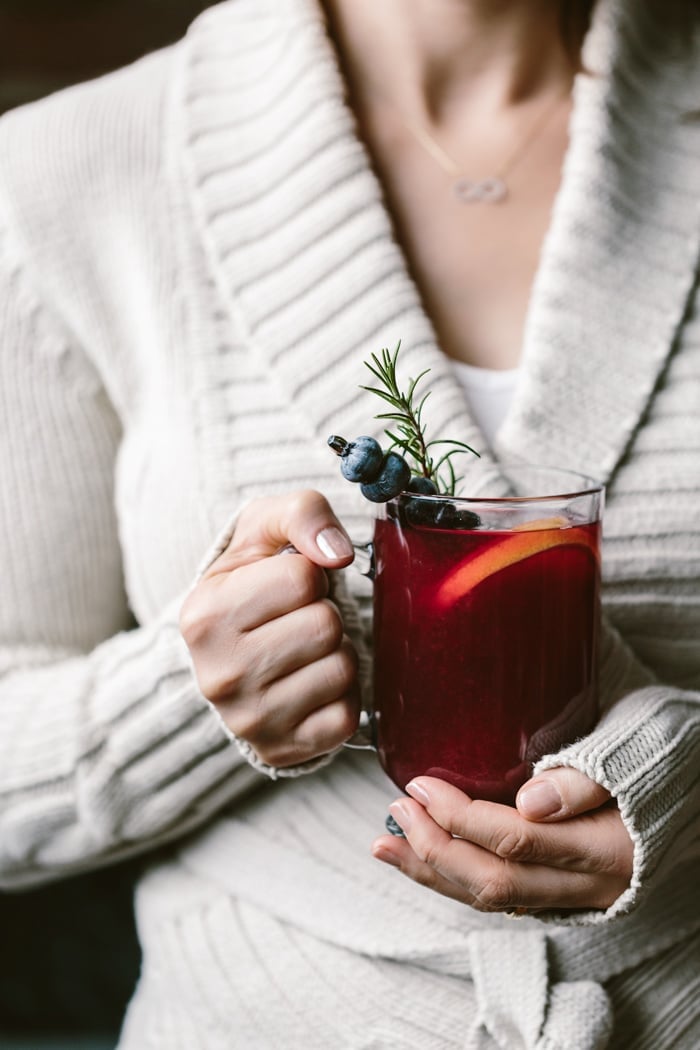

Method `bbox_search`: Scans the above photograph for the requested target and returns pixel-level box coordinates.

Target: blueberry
[434,503,481,530]
[327,434,383,483]
[404,497,439,528]
[405,498,481,530]
[360,451,411,503]
[407,475,438,495]
[434,502,461,529]
[453,509,481,530]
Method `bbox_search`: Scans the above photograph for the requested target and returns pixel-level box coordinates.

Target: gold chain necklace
[393,89,570,204]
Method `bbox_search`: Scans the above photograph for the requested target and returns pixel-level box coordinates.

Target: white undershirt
[452,359,521,448]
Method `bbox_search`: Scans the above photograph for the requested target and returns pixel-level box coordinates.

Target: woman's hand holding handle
[179,490,361,767]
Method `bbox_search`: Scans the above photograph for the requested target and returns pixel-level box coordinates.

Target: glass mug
[349,465,604,806]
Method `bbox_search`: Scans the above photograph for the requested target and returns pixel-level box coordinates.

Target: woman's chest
[366,118,568,372]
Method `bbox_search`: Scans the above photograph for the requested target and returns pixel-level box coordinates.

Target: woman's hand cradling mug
[372,769,634,915]
[179,490,361,767]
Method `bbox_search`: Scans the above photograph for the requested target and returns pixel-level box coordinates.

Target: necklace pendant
[453,177,508,204]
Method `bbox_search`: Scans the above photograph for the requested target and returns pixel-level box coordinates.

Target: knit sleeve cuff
[532,621,700,927]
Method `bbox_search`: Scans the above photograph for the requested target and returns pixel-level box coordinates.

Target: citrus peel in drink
[433,523,598,610]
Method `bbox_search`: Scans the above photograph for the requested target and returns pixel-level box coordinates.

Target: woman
[0,0,698,1046]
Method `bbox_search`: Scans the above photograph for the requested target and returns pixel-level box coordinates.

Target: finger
[373,831,544,912]
[201,597,346,703]
[223,636,358,744]
[242,598,346,684]
[382,799,617,912]
[247,672,361,768]
[516,767,611,822]
[404,776,627,876]
[207,551,330,631]
[209,490,354,574]
[372,834,484,907]
[281,689,362,766]
[262,636,359,729]
[232,693,360,769]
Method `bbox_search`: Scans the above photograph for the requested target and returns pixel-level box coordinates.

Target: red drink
[372,501,601,804]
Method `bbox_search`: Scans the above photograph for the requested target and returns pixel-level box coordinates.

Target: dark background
[0,4,220,1044]
[0,0,217,114]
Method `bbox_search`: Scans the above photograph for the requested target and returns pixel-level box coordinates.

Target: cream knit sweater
[0,1,699,1047]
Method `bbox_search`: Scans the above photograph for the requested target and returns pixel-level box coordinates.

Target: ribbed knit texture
[0,0,698,1046]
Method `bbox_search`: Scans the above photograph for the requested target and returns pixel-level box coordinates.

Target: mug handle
[278,541,402,834]
[343,540,377,749]
[277,540,376,750]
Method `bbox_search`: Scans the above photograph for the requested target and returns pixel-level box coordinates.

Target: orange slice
[511,515,569,532]
[433,524,598,610]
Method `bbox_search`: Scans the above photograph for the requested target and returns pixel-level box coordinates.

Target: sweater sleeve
[0,221,262,890]
[534,616,700,926]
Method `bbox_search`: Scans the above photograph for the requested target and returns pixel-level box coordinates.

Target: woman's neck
[322,0,580,128]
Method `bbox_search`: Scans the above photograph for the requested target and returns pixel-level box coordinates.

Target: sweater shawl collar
[179,0,700,494]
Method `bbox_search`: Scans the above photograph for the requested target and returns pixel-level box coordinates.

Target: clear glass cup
[356,464,604,805]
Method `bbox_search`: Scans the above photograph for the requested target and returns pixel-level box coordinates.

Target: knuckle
[312,599,344,650]
[288,488,330,520]
[422,844,444,871]
[178,594,213,649]
[270,731,318,769]
[410,865,440,891]
[325,646,357,695]
[473,870,514,912]
[258,742,296,767]
[283,556,325,608]
[203,667,245,707]
[283,730,316,766]
[196,673,230,705]
[494,827,534,863]
[229,702,267,743]
[333,696,361,740]
[278,697,360,766]
[596,840,633,880]
[197,646,250,708]
[191,640,248,706]
[415,839,444,870]
[610,851,634,880]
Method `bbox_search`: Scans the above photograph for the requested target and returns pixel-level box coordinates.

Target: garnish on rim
[327,341,480,503]
[361,341,479,497]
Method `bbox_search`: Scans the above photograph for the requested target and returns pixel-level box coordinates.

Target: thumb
[516,767,611,822]
[211,489,355,574]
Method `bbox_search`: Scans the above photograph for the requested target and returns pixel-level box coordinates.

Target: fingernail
[373,846,401,868]
[517,780,563,819]
[405,780,430,806]
[388,800,412,833]
[316,526,352,560]
[385,813,406,837]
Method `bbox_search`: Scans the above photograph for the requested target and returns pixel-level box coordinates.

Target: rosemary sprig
[361,341,479,496]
